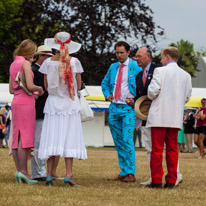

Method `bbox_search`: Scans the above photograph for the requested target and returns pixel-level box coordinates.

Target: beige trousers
[184,133,193,152]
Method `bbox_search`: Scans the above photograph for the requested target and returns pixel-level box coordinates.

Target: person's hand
[126,98,134,107]
[107,94,114,102]
[39,89,44,96]
[81,81,85,90]
[34,87,44,96]
[34,94,39,100]
[135,126,140,132]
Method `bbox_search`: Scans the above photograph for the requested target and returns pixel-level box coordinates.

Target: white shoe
[140,178,152,186]
[175,178,183,186]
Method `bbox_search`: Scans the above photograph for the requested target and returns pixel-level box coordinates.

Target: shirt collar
[121,58,129,66]
[35,63,41,67]
[145,62,151,72]
[166,61,176,66]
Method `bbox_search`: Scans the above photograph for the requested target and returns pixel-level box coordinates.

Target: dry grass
[0,147,206,206]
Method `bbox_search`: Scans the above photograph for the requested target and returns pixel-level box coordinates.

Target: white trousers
[142,126,182,180]
[30,119,46,179]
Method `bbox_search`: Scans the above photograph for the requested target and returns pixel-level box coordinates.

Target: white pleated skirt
[38,112,87,160]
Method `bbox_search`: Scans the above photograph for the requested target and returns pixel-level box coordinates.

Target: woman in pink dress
[9,39,44,184]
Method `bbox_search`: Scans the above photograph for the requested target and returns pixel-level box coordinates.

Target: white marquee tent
[1,84,206,147]
[0,84,113,147]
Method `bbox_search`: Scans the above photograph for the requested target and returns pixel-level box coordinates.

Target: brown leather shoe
[107,175,126,181]
[121,174,136,183]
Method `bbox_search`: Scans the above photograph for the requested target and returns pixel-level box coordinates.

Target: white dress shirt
[112,58,134,104]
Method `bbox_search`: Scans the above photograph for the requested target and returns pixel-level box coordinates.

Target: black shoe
[146,183,162,189]
[33,177,46,181]
[164,183,175,189]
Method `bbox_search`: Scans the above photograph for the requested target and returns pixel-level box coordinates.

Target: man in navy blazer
[126,48,161,185]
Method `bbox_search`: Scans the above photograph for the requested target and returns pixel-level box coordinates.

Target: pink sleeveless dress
[10,56,35,149]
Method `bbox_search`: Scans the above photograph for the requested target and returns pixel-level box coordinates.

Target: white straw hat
[186,107,193,110]
[135,95,152,121]
[44,32,81,54]
[34,45,53,56]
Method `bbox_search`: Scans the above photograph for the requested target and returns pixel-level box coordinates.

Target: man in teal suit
[101,41,142,182]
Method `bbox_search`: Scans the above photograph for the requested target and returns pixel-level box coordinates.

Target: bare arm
[193,108,206,120]
[76,73,82,91]
[193,108,200,119]
[9,76,15,94]
[23,60,43,94]
[0,116,3,127]
[0,116,5,128]
[199,111,206,120]
[44,74,48,91]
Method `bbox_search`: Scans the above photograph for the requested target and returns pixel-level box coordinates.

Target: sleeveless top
[9,56,35,105]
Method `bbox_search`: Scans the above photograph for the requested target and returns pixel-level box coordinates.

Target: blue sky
[145,0,206,52]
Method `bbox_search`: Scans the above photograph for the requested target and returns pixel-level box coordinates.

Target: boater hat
[135,95,152,121]
[34,45,53,56]
[44,32,81,54]
[186,107,193,110]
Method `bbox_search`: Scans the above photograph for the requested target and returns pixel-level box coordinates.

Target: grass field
[0,147,205,206]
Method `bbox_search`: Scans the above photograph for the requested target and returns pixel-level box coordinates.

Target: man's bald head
[135,48,152,69]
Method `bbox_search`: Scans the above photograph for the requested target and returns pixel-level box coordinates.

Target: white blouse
[39,57,84,115]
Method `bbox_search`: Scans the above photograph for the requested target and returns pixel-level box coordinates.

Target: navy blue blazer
[134,62,161,125]
[32,63,48,119]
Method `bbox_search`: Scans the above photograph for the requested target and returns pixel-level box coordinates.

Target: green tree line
[0,0,203,84]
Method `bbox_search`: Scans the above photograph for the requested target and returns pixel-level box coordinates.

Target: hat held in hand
[135,95,152,121]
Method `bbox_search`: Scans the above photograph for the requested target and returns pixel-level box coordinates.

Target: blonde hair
[0,107,6,115]
[14,39,37,58]
[162,47,179,62]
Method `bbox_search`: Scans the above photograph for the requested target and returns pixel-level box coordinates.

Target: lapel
[137,70,144,90]
[127,58,136,80]
[136,63,155,91]
[127,58,132,78]
[144,63,158,88]
[111,63,120,88]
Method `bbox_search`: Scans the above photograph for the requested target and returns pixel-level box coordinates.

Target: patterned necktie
[143,69,147,86]
[115,64,124,100]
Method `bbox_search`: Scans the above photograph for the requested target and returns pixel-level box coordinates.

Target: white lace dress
[38,57,87,160]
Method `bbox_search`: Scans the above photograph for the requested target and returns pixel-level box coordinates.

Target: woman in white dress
[38,32,87,186]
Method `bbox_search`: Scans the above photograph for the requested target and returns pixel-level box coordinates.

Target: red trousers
[150,127,179,184]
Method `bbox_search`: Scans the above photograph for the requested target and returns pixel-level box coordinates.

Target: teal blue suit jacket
[101,58,142,100]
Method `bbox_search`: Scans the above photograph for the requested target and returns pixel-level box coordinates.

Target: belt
[14,88,22,91]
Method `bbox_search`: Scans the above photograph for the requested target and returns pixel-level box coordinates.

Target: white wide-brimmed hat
[186,107,193,110]
[34,45,53,56]
[135,95,152,121]
[44,32,82,54]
